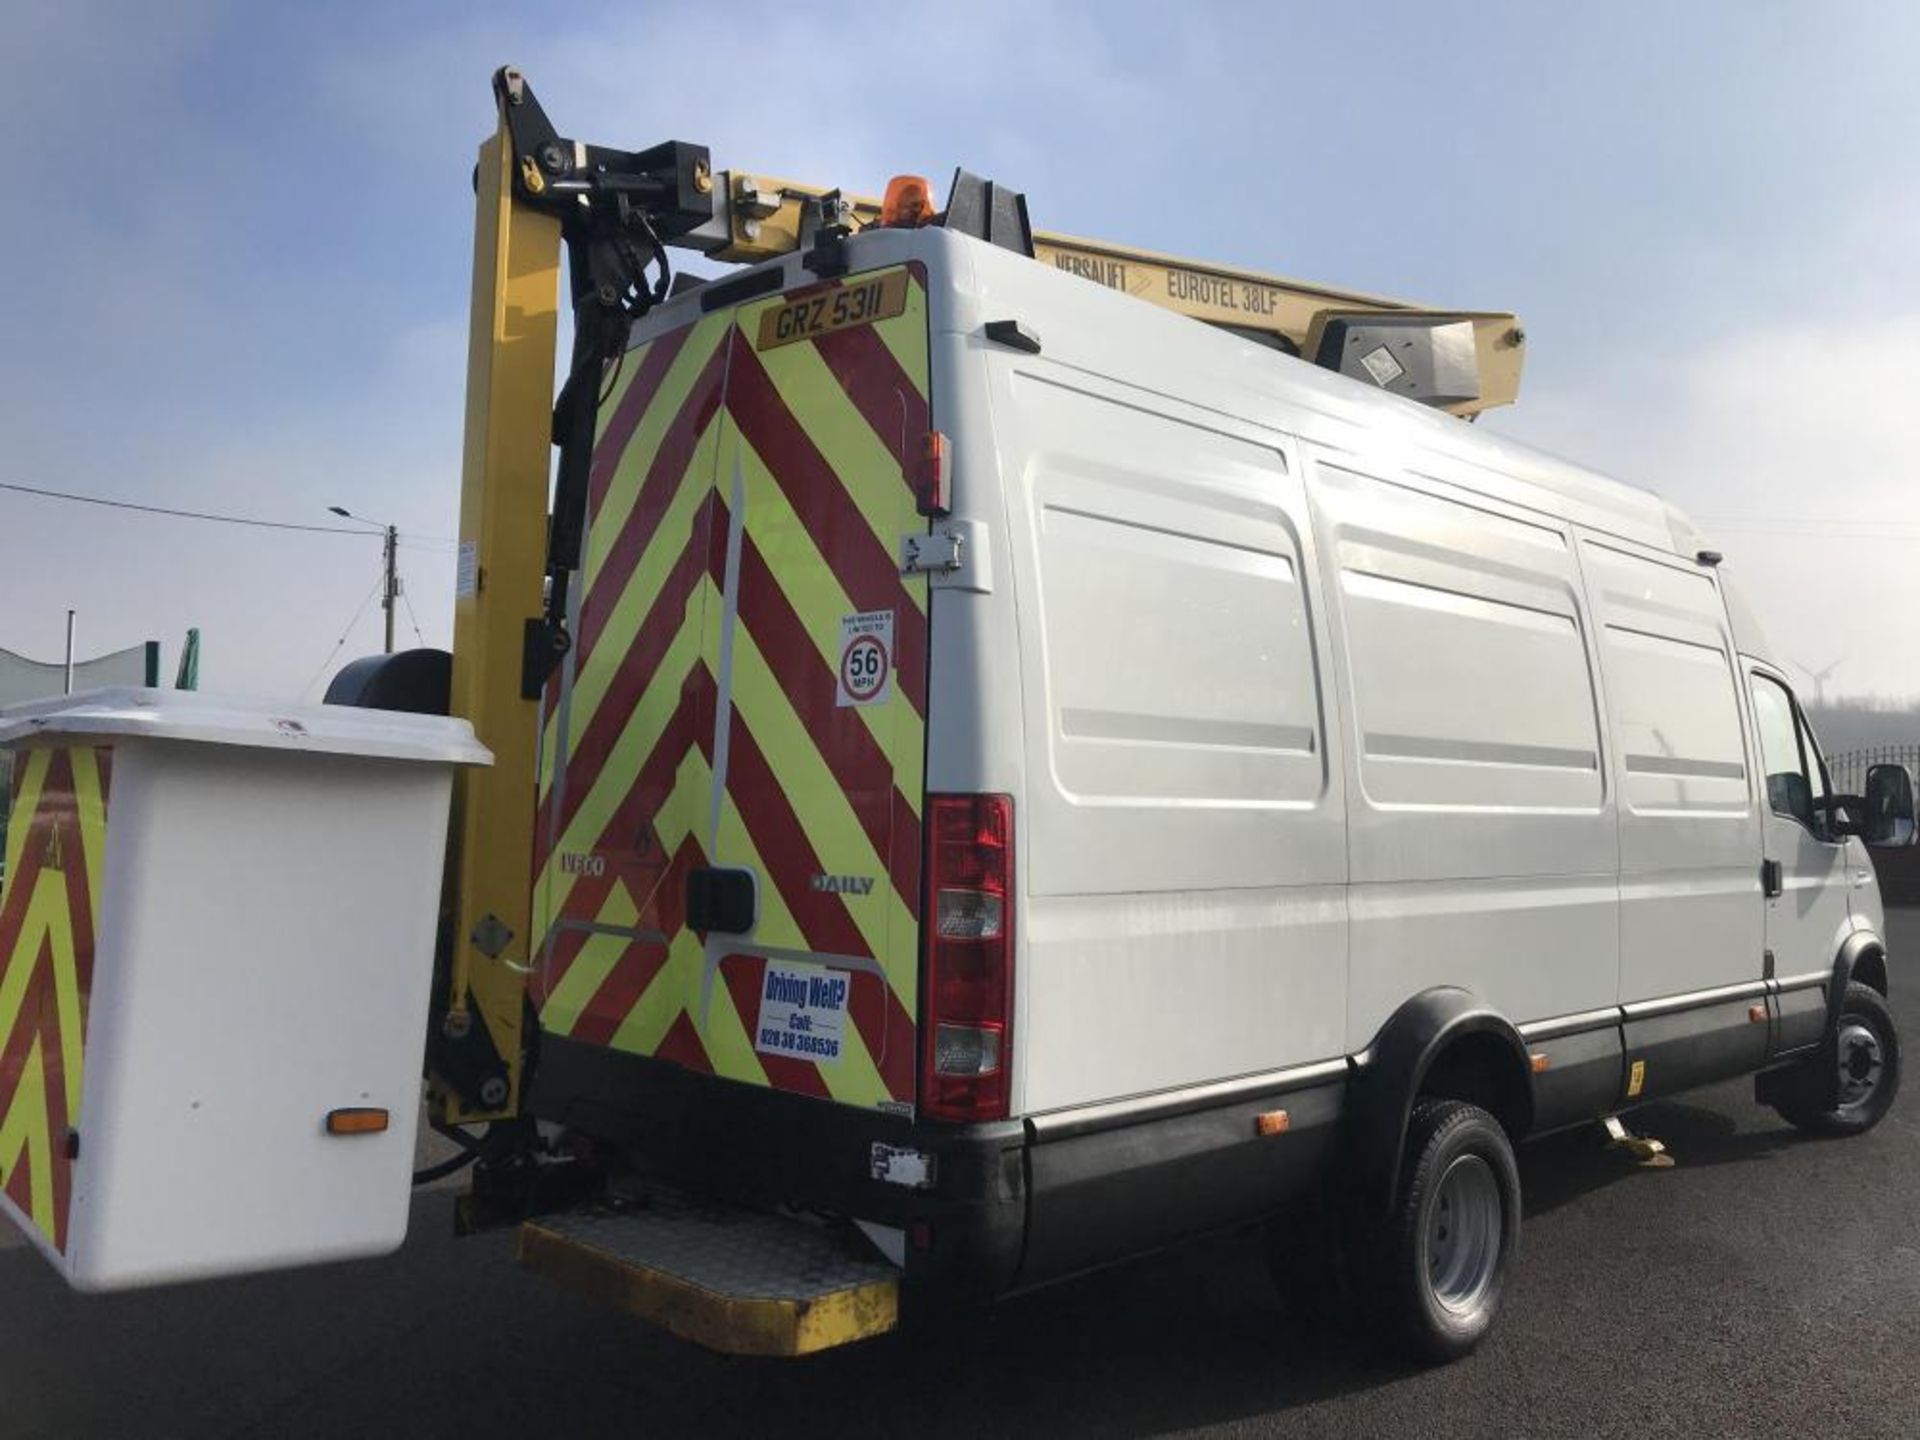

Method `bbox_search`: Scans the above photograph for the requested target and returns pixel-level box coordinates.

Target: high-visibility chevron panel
[539,265,930,1115]
[531,308,730,963]
[0,746,111,1255]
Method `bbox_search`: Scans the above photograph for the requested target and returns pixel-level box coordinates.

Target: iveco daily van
[515,220,1913,1358]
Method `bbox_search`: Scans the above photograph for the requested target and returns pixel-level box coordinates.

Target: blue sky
[4,2,1919,699]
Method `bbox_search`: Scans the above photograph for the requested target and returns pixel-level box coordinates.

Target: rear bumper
[534,1034,1347,1303]
[534,1035,1027,1302]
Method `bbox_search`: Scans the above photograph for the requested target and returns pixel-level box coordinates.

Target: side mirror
[1863,763,1917,848]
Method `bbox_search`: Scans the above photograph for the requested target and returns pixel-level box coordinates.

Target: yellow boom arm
[697,173,1525,417]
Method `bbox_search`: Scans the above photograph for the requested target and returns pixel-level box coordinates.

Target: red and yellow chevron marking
[533,265,930,1113]
[0,746,110,1254]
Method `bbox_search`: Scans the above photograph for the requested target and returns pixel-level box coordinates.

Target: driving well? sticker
[835,609,894,708]
[754,961,851,1064]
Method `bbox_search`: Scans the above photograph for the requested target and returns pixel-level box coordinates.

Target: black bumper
[533,1035,1027,1301]
[534,1034,1347,1302]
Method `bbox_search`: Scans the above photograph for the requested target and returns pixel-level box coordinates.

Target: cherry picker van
[0,68,1907,1362]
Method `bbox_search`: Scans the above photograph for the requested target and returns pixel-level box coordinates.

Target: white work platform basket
[0,688,489,1290]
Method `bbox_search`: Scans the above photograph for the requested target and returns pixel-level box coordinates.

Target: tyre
[1365,1098,1521,1362]
[1771,981,1901,1137]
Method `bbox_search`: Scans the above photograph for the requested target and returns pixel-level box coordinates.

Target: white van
[501,219,1911,1359]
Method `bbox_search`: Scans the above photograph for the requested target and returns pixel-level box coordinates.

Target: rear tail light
[922,794,1014,1122]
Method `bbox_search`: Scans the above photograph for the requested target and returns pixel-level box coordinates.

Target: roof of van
[958,231,1699,555]
[646,228,1692,558]
[637,227,1775,664]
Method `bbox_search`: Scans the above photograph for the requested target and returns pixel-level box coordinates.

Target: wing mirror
[1860,763,1917,848]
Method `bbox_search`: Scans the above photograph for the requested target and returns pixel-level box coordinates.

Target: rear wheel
[1365,1099,1520,1362]
[1771,981,1901,1137]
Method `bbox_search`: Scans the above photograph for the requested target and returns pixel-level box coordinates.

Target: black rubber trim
[1516,1008,1619,1044]
[1026,1058,1348,1142]
[1834,930,1888,1019]
[1621,998,1769,1104]
[1526,1024,1624,1135]
[1346,988,1531,1214]
[1020,1075,1343,1289]
[1774,983,1828,1056]
[699,266,784,313]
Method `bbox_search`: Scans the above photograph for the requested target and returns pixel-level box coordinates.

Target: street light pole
[328,506,401,655]
[382,524,398,654]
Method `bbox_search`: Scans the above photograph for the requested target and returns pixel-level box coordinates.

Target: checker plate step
[516,1185,900,1356]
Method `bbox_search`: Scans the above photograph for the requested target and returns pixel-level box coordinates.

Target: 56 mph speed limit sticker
[836,610,895,708]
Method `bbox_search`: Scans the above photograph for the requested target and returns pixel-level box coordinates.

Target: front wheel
[1365,1098,1521,1362]
[1771,981,1901,1137]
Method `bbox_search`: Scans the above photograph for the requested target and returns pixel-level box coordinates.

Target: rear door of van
[531,262,933,1116]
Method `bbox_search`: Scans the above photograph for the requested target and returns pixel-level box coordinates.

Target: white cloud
[1496,227,1920,701]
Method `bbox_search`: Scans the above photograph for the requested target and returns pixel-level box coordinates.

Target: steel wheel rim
[1426,1154,1502,1314]
[1837,1020,1885,1112]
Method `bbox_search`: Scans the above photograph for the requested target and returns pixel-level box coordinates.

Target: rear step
[516,1186,900,1356]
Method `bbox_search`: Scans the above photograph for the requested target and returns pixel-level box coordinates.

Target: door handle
[686,867,756,935]
[1761,859,1783,898]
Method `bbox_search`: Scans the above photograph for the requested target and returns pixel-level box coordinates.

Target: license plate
[756,270,910,351]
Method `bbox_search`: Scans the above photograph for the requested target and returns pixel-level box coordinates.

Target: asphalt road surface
[7,917,1920,1440]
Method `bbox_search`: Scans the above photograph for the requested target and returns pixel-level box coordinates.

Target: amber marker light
[325,1107,391,1136]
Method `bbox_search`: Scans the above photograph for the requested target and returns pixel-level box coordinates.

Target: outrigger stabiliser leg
[1602,1114,1673,1168]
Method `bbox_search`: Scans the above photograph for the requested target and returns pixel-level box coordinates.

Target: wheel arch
[1834,930,1889,1019]
[1348,987,1533,1215]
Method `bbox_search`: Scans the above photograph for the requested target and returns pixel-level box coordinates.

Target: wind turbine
[1790,653,1846,709]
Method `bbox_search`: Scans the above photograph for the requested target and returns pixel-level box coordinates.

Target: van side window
[1751,674,1816,827]
[1798,702,1830,809]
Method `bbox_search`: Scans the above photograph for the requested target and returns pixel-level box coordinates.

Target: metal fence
[1827,745,1920,796]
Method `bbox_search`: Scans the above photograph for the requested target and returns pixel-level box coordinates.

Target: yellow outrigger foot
[1602,1114,1674,1168]
[517,1186,900,1357]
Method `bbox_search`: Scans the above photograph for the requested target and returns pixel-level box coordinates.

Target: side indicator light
[1530,1052,1551,1074]
[1626,1059,1647,1098]
[1749,1003,1768,1024]
[326,1107,391,1136]
[916,431,952,518]
[1255,1109,1290,1137]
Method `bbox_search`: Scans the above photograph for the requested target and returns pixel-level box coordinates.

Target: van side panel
[996,364,1347,1113]
[1313,460,1621,1043]
[1580,539,1761,1002]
